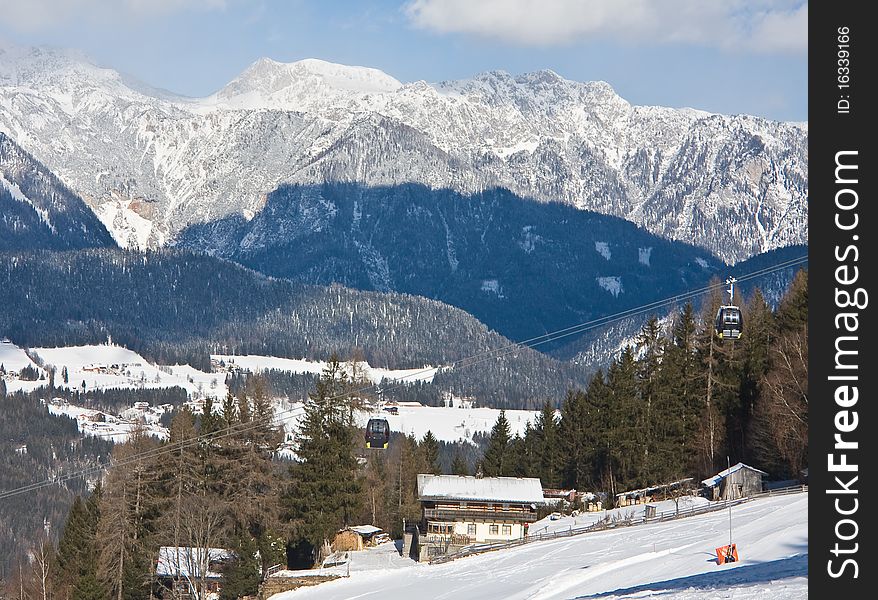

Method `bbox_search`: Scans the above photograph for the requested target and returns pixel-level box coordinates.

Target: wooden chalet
[416,474,544,561]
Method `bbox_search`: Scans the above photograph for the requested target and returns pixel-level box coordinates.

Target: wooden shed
[702,463,767,500]
[332,525,385,551]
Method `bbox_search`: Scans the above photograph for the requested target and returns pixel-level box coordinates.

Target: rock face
[0,45,807,262]
[0,132,115,251]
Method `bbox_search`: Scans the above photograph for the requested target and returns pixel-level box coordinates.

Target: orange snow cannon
[715,543,739,565]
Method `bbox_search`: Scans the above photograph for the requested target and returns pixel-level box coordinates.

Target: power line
[0,255,807,501]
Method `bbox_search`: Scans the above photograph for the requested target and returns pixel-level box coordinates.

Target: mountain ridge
[0,44,807,262]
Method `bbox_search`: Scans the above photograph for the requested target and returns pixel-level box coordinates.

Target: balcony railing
[424,508,536,522]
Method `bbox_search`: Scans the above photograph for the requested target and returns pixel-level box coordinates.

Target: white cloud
[0,0,227,31]
[404,0,807,54]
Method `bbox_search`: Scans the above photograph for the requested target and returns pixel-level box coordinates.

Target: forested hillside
[0,248,590,407]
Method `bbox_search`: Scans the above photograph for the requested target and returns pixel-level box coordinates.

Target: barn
[701,463,767,500]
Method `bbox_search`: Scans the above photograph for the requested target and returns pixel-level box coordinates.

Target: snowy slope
[29,344,226,398]
[213,354,438,384]
[269,493,807,599]
[0,44,807,261]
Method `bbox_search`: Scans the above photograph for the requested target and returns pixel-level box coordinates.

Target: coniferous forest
[1,269,807,597]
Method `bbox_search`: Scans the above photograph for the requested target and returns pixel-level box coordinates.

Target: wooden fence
[428,485,807,564]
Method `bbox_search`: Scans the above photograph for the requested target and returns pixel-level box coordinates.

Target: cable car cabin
[365,418,390,449]
[715,305,743,340]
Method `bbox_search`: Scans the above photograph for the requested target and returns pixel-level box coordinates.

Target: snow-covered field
[3,342,538,446]
[272,399,539,454]
[528,495,713,537]
[46,399,169,443]
[270,493,807,599]
[212,354,439,384]
[32,345,227,398]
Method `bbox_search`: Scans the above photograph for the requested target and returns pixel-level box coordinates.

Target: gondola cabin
[365,418,390,449]
[715,305,743,340]
[714,277,743,341]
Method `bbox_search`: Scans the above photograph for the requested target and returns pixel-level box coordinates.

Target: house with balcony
[416,474,544,561]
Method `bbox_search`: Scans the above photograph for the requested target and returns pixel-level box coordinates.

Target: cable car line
[0,254,807,501]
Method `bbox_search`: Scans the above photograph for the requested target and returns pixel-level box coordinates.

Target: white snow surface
[0,339,41,373]
[269,493,807,600]
[30,344,226,398]
[597,276,623,297]
[595,241,611,260]
[529,496,712,537]
[418,474,544,504]
[703,463,769,487]
[271,400,539,447]
[46,399,169,443]
[213,354,438,384]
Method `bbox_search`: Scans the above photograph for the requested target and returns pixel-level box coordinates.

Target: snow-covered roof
[615,478,693,498]
[156,547,233,578]
[701,463,768,487]
[346,525,383,536]
[417,474,544,504]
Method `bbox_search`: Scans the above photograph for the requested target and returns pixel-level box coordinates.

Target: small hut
[332,525,386,551]
[701,463,767,500]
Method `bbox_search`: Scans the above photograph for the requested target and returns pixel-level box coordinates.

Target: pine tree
[635,316,664,482]
[450,451,470,476]
[54,487,104,600]
[96,428,157,600]
[533,400,560,488]
[776,269,808,333]
[481,410,511,477]
[739,289,775,463]
[420,431,441,475]
[283,357,363,565]
[559,387,591,490]
[219,535,261,600]
[199,395,221,435]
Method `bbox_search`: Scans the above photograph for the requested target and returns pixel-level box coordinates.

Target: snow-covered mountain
[0,45,807,262]
[0,131,116,250]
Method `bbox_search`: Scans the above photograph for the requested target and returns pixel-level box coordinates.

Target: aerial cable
[0,255,807,500]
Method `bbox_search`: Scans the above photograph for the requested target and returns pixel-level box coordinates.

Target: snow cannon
[715,543,739,565]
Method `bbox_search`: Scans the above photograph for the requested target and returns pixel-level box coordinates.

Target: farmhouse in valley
[416,474,544,562]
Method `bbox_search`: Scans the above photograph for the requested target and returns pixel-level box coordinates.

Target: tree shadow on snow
[573,551,807,599]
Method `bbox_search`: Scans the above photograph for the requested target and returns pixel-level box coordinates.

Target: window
[467,523,476,536]
[428,523,453,535]
[502,524,512,536]
[489,524,499,535]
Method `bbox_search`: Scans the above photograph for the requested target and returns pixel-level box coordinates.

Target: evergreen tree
[283,357,363,565]
[635,317,664,482]
[420,431,441,475]
[558,387,591,490]
[533,400,560,488]
[54,487,103,600]
[199,395,221,435]
[738,289,775,463]
[481,410,511,477]
[776,269,808,333]
[219,535,261,600]
[450,450,470,476]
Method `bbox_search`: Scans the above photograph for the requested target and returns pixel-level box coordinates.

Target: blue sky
[0,0,807,121]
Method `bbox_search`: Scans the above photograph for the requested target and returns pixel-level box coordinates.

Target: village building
[155,546,232,599]
[417,474,544,562]
[614,478,695,508]
[701,463,767,500]
[542,488,577,506]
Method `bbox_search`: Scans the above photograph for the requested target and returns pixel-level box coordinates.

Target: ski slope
[269,493,807,599]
